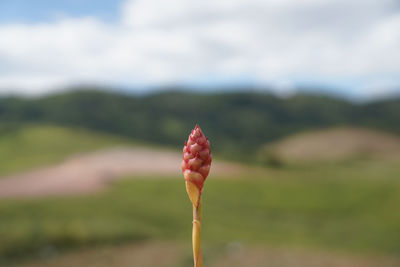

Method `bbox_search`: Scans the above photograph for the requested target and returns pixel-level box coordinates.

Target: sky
[0,0,399,99]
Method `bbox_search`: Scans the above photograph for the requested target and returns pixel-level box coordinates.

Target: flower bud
[182,125,212,206]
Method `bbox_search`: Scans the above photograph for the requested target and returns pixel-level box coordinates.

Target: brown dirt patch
[0,147,241,198]
[265,127,400,162]
[17,242,400,267]
[211,245,400,267]
[19,242,185,267]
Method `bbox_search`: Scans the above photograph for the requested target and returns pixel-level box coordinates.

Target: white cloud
[0,0,399,98]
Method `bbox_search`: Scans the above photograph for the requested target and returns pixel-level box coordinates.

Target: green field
[1,125,400,266]
[1,164,400,265]
[0,125,130,176]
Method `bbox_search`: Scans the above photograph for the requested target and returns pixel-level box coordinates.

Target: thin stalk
[192,197,202,267]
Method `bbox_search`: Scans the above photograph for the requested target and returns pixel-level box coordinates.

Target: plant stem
[192,197,202,267]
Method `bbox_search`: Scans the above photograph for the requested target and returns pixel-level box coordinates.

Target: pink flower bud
[182,124,212,191]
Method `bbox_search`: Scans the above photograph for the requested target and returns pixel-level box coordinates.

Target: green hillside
[0,125,130,176]
[1,89,399,161]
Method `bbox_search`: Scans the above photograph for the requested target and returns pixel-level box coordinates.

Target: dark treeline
[0,89,399,160]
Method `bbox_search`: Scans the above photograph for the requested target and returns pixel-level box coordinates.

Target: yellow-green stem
[192,197,202,267]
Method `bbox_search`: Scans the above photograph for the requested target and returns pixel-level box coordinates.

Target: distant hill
[0,88,399,161]
[263,127,400,163]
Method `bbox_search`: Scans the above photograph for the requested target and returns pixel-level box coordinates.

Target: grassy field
[1,125,400,266]
[1,161,400,265]
[0,125,131,176]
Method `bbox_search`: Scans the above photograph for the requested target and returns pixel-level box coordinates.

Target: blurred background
[1,0,400,266]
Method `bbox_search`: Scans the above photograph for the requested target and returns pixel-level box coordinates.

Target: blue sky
[0,0,123,23]
[0,0,399,100]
